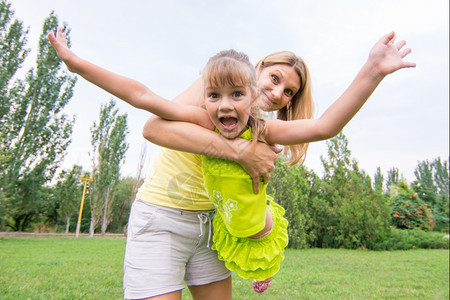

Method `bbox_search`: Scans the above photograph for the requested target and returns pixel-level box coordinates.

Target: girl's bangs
[204,58,253,89]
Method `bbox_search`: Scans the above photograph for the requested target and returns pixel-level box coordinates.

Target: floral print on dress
[223,198,238,222]
[210,190,238,222]
[211,190,223,208]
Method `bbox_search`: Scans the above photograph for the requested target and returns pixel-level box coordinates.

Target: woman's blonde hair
[255,51,314,166]
[202,49,266,143]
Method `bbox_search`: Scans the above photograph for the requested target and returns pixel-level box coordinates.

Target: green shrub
[384,228,449,250]
[389,181,434,230]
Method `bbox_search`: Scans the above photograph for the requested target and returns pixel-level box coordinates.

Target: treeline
[268,133,449,250]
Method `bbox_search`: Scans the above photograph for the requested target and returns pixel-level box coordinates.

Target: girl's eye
[209,93,219,99]
[232,91,243,97]
[271,75,279,83]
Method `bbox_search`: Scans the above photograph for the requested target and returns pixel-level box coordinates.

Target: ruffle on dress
[211,199,289,281]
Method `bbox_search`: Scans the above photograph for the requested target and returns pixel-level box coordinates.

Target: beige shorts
[123,200,231,299]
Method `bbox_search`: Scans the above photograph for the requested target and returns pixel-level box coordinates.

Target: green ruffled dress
[202,128,289,281]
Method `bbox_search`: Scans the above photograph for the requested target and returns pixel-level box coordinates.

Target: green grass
[0,236,448,299]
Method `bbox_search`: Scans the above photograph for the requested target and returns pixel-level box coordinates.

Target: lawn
[0,235,448,299]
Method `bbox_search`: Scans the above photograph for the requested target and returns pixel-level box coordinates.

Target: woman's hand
[236,142,282,194]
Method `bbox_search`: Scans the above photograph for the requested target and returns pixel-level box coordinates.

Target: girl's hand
[47,27,76,71]
[367,31,416,79]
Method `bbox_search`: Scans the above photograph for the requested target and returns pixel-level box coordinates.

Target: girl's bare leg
[249,208,273,238]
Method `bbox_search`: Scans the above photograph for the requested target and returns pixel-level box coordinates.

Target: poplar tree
[373,167,384,193]
[89,100,128,236]
[54,165,83,233]
[0,1,76,231]
[386,167,403,194]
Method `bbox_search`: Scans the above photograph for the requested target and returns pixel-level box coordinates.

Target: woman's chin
[258,99,278,112]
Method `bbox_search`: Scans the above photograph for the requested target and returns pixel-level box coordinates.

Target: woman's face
[256,64,301,112]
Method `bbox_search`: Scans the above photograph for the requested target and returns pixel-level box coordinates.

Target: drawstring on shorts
[198,212,213,249]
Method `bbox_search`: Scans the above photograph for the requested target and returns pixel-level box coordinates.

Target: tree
[413,160,437,205]
[108,176,137,233]
[131,143,147,204]
[412,158,449,231]
[89,100,128,236]
[267,159,318,248]
[432,158,449,227]
[54,165,83,233]
[0,132,10,229]
[0,5,76,231]
[313,132,391,249]
[386,168,400,192]
[0,0,29,129]
[373,167,384,193]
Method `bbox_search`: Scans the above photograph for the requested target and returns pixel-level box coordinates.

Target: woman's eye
[284,89,293,97]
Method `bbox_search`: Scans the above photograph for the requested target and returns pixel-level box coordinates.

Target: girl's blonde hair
[255,51,314,166]
[202,50,266,143]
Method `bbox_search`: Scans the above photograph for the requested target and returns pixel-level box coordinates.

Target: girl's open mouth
[219,117,238,131]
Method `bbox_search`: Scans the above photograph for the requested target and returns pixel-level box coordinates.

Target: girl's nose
[219,97,233,111]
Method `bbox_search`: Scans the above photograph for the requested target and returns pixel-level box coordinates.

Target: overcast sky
[11,0,449,182]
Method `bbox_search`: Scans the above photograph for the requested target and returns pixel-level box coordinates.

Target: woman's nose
[271,86,283,100]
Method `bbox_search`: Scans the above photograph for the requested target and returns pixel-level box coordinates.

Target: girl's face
[257,64,301,112]
[204,85,254,139]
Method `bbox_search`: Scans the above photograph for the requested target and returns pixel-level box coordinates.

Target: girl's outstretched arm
[265,31,416,146]
[48,27,211,128]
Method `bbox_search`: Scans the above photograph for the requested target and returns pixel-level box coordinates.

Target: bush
[381,228,449,250]
[389,181,434,230]
[306,165,391,250]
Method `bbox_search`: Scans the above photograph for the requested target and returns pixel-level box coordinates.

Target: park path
[0,231,125,237]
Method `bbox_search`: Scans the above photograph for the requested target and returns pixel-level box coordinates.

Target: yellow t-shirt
[137,148,214,210]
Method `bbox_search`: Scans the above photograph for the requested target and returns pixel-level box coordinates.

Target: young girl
[195,49,290,292]
[48,28,415,297]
